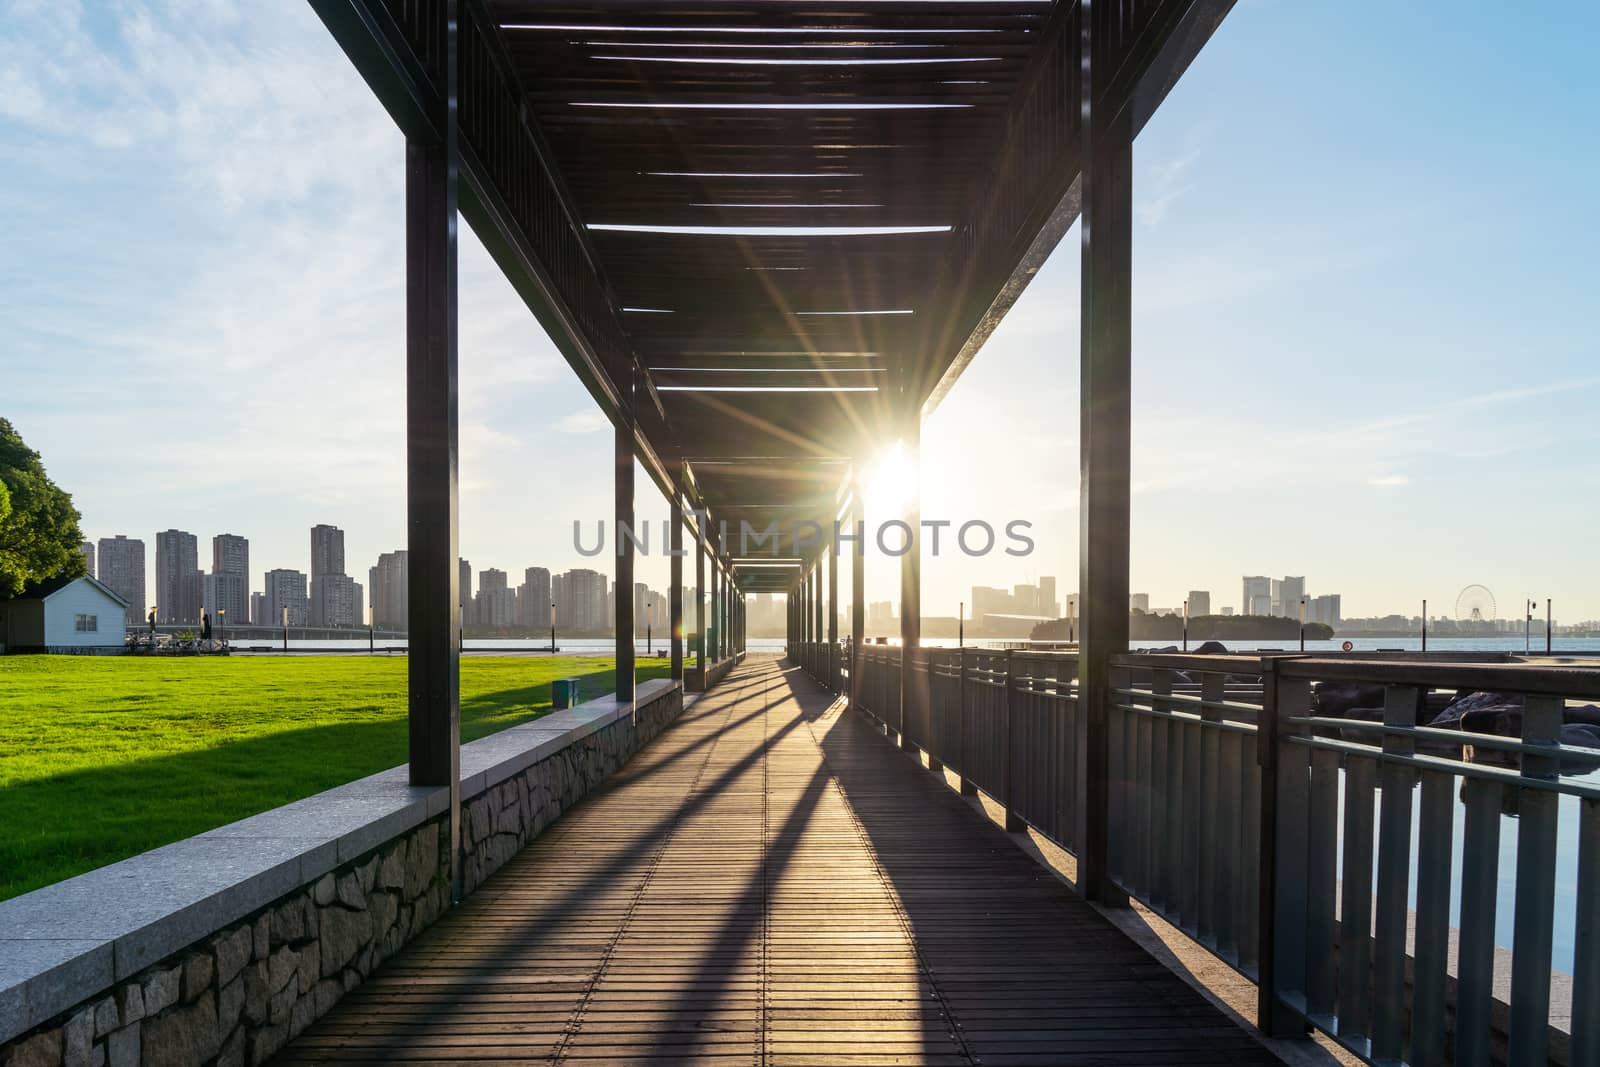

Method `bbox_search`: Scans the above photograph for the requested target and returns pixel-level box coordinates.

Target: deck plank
[274,656,1280,1066]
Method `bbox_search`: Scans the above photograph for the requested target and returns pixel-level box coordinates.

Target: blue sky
[3,1,1597,623]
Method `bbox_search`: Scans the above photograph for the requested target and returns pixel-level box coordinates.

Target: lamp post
[958,600,964,648]
[282,606,288,652]
[1527,598,1536,654]
[1300,596,1307,652]
[1182,598,1189,652]
[549,600,556,654]
[1422,598,1427,653]
[218,608,226,649]
[1548,598,1553,655]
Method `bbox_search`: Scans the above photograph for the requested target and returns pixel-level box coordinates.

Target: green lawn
[0,655,671,901]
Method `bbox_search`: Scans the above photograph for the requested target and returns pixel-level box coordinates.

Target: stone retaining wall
[0,683,684,1067]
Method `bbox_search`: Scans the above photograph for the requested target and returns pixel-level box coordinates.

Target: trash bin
[552,677,581,709]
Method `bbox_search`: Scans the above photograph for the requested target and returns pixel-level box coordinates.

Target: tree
[0,418,86,598]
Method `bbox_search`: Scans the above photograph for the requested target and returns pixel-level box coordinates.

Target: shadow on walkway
[275,655,1282,1066]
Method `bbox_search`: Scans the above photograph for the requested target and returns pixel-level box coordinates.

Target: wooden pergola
[311,0,1232,901]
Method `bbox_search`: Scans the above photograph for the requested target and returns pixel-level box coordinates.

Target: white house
[0,575,129,653]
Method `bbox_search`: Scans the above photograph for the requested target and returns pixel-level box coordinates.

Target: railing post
[1002,650,1024,831]
[959,649,977,796]
[1258,658,1310,1037]
[1508,694,1562,1064]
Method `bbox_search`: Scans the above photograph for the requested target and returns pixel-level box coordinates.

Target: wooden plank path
[276,655,1280,1066]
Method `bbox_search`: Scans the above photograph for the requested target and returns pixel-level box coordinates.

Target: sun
[862,440,917,518]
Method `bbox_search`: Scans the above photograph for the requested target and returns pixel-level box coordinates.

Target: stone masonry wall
[1,689,683,1067]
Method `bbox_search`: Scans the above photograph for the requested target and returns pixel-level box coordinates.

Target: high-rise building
[310,524,345,580]
[1186,590,1211,618]
[1242,576,1272,616]
[554,569,608,632]
[1130,592,1150,613]
[210,534,250,624]
[475,568,512,627]
[1038,576,1058,619]
[369,550,408,629]
[155,529,201,624]
[312,573,360,628]
[1307,594,1342,627]
[250,592,265,626]
[263,569,309,627]
[519,567,552,629]
[1280,576,1306,620]
[867,601,895,632]
[97,535,146,625]
[79,541,95,578]
[459,559,472,619]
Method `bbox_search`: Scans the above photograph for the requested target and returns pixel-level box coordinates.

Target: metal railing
[1113,654,1600,1066]
[825,641,1600,1064]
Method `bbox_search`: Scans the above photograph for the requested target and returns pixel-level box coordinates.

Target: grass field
[0,655,671,901]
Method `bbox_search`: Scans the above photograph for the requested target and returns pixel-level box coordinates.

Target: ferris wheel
[1455,584,1496,625]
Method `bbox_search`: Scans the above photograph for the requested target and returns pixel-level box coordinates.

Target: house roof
[13,574,130,608]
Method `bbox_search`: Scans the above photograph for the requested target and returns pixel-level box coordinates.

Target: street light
[549,600,556,654]
[1182,598,1189,652]
[218,608,226,649]
[282,606,289,653]
[1300,596,1307,652]
[1527,597,1536,654]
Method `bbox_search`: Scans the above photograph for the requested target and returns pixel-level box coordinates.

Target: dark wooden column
[405,1,460,903]
[614,417,635,701]
[899,415,922,750]
[670,493,684,683]
[695,523,706,669]
[1077,6,1135,905]
[850,478,865,705]
[828,533,840,689]
[710,548,720,662]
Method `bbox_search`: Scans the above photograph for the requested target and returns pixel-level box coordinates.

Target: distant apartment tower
[79,541,95,578]
[369,550,409,629]
[250,592,265,626]
[519,567,552,628]
[1130,593,1150,613]
[211,534,250,624]
[458,559,472,619]
[1038,576,1058,619]
[263,569,309,627]
[476,568,513,627]
[156,529,201,624]
[554,568,608,631]
[1186,590,1211,618]
[97,535,146,625]
[867,601,895,632]
[1242,576,1272,616]
[1307,594,1342,627]
[1280,576,1306,620]
[310,524,345,580]
[313,574,361,628]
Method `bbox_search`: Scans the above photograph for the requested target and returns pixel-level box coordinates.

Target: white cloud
[1367,474,1410,488]
[552,411,613,435]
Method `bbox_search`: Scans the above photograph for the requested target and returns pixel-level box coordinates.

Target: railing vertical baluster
[1371,685,1419,1062]
[1239,726,1261,975]
[1217,707,1242,960]
[1572,798,1600,1067]
[1262,665,1310,1036]
[959,650,977,796]
[1149,668,1172,912]
[1180,691,1202,935]
[1456,774,1503,1067]
[1135,670,1153,900]
[1410,767,1454,1067]
[1003,650,1023,831]
[1509,694,1562,1064]
[1198,672,1224,947]
[1306,746,1340,1023]
[1337,752,1377,1048]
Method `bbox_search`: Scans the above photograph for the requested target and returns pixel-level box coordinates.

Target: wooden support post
[670,493,683,683]
[828,515,840,691]
[614,415,634,702]
[1077,6,1134,905]
[899,414,922,752]
[695,525,706,674]
[405,0,460,902]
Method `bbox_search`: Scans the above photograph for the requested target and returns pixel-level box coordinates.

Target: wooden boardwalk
[277,655,1280,1066]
